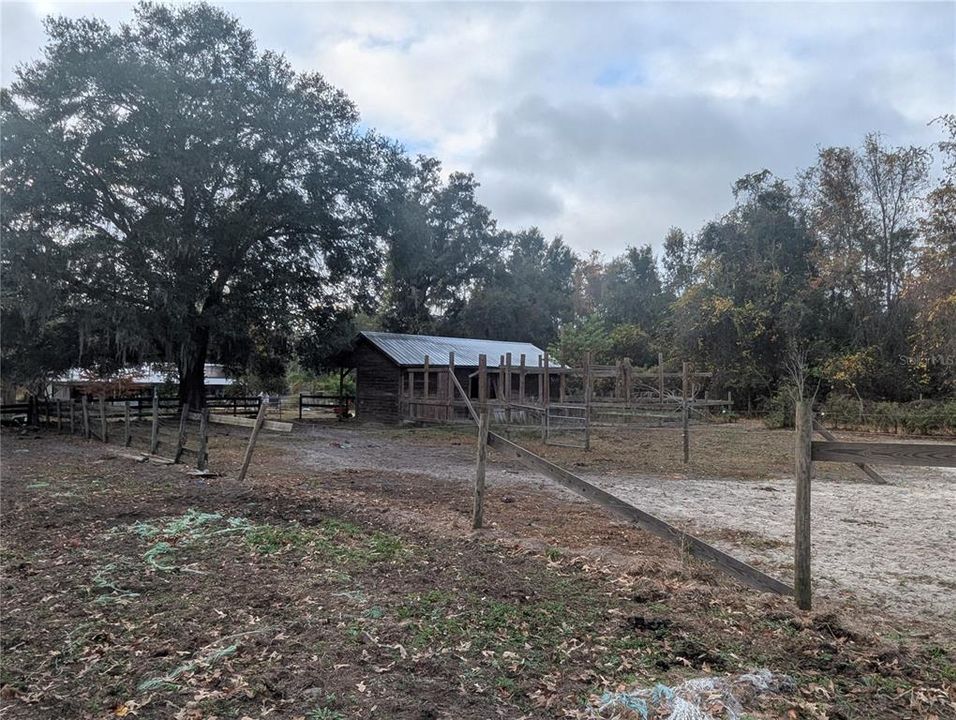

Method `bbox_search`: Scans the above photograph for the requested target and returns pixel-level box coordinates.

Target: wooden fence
[298,393,354,419]
[793,400,956,610]
[450,352,793,596]
[401,351,728,460]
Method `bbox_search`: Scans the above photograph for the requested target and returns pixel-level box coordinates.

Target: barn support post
[124,401,131,447]
[505,352,512,428]
[795,400,813,610]
[237,394,268,483]
[197,408,210,470]
[446,352,456,421]
[474,354,489,529]
[518,354,526,406]
[682,361,690,464]
[423,355,430,400]
[537,356,544,404]
[149,389,160,454]
[584,352,593,451]
[81,396,91,440]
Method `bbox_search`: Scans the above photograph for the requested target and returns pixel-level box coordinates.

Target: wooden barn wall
[353,342,402,423]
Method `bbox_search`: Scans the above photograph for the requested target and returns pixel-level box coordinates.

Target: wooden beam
[811,440,956,468]
[237,396,268,482]
[812,421,887,483]
[124,401,131,447]
[474,406,490,529]
[682,361,690,463]
[795,401,813,610]
[150,390,160,454]
[446,351,455,422]
[197,408,210,471]
[82,396,91,440]
[584,351,592,451]
[519,354,526,404]
[188,411,292,433]
[174,404,189,463]
[486,431,792,596]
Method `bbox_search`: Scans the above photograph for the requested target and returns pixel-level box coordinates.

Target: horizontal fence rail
[810,440,956,468]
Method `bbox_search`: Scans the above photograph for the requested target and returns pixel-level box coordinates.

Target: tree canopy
[2,2,404,406]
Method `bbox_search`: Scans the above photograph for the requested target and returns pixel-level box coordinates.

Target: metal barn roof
[359,331,549,368]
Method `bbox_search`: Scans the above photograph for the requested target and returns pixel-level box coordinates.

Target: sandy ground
[274,422,956,626]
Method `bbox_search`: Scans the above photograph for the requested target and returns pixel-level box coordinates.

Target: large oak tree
[2,2,404,407]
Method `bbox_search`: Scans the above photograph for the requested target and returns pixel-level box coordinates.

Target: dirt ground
[1,422,954,719]
[280,420,956,625]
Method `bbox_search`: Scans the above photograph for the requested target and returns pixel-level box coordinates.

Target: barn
[349,331,557,424]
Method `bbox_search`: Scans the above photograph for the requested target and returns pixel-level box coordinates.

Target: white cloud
[2,0,953,256]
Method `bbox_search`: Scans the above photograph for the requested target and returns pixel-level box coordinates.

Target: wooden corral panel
[353,340,402,423]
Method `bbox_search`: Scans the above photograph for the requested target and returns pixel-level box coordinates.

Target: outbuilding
[349,331,559,424]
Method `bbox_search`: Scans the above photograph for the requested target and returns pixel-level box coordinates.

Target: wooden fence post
[99,395,108,443]
[542,352,551,441]
[658,352,665,407]
[423,355,431,399]
[150,389,160,454]
[55,400,62,433]
[237,394,268,482]
[505,352,512,427]
[124,401,131,447]
[518,354,526,405]
[45,399,51,428]
[446,352,455,421]
[584,352,593,450]
[173,404,189,463]
[795,400,813,610]
[682,361,690,464]
[299,393,303,421]
[474,354,489,529]
[69,400,76,435]
[81,396,91,440]
[197,407,210,470]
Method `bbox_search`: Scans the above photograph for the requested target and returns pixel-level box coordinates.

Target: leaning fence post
[197,407,210,470]
[473,354,489,529]
[99,395,108,444]
[150,389,160,454]
[682,361,690,464]
[173,403,189,463]
[237,393,268,483]
[794,400,813,610]
[447,351,456,422]
[81,396,91,440]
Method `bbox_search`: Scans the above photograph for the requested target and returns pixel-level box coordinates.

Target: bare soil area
[1,424,954,720]
[280,420,956,625]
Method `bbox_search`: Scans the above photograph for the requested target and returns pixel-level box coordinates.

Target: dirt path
[277,423,956,626]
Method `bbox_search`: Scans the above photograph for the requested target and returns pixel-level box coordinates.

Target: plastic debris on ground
[589,669,795,720]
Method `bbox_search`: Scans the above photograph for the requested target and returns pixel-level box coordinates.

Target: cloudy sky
[2,1,953,256]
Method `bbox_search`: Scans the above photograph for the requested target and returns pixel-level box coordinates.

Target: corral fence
[1,392,291,480]
[298,393,354,420]
[792,400,956,610]
[401,350,729,458]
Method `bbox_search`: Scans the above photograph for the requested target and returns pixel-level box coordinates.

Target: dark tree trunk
[179,325,210,411]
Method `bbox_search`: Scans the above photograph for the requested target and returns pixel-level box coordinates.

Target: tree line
[2,3,953,410]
